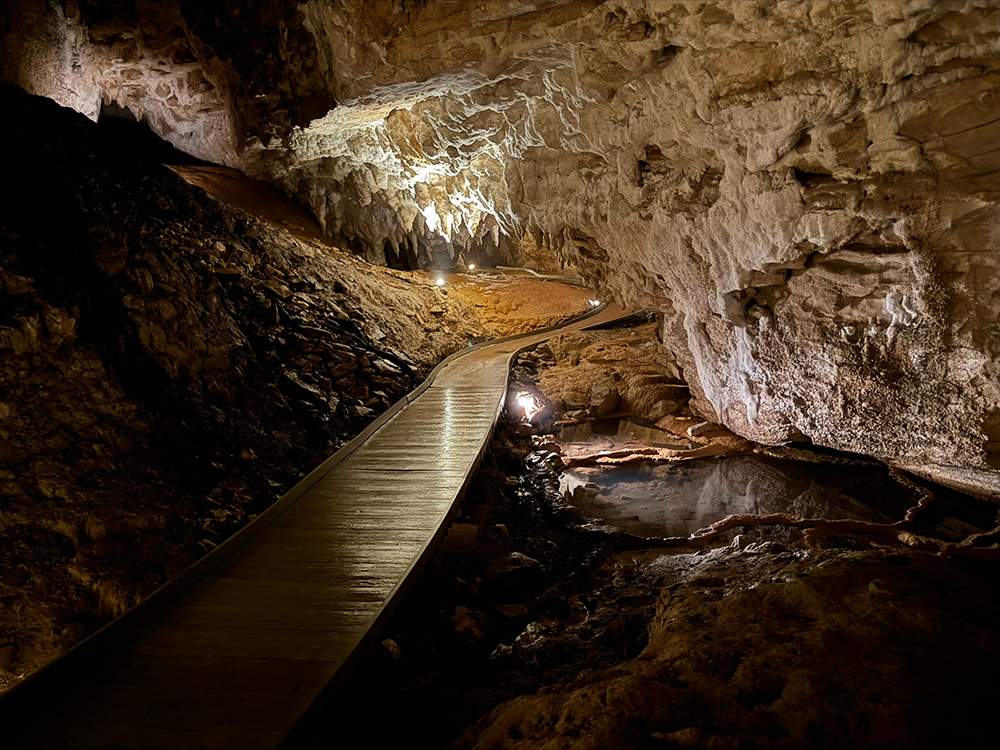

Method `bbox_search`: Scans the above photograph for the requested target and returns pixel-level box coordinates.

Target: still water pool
[560,454,992,539]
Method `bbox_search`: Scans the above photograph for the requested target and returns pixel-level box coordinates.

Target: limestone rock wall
[0,0,332,167]
[4,0,1000,487]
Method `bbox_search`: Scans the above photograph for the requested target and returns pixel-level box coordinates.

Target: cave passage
[4,1,1000,748]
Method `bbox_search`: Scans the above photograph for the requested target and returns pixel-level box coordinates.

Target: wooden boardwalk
[8,301,627,749]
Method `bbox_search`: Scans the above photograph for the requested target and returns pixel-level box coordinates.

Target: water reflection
[560,455,923,538]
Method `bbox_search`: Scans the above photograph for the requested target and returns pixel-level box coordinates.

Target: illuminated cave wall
[5,0,1000,492]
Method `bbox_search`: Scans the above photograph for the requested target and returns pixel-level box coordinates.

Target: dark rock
[590,377,619,417]
[0,643,17,673]
[0,85,431,688]
[493,604,530,620]
[451,606,490,643]
[282,371,324,401]
[481,551,543,598]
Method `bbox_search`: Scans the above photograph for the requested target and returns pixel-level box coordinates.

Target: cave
[2,1,1000,748]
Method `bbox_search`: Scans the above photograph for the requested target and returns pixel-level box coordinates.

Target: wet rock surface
[512,317,752,462]
[317,408,1000,750]
[314,320,1000,750]
[513,317,688,440]
[468,544,1000,750]
[0,85,590,691]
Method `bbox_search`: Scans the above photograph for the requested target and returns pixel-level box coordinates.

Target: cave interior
[2,1,1000,748]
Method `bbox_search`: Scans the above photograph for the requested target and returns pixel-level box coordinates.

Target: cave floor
[5,301,628,749]
[319,423,1000,750]
[314,320,1000,750]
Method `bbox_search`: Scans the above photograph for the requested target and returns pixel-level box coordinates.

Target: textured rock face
[4,1,1000,486]
[462,547,1000,749]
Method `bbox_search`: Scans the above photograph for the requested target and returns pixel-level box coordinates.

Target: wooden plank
[191,557,414,584]
[135,623,358,662]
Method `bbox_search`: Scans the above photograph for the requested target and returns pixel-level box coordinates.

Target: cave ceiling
[4,0,1000,491]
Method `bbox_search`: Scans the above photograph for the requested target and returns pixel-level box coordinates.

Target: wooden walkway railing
[4,299,627,749]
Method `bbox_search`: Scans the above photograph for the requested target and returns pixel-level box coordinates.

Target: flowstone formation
[5,0,1000,488]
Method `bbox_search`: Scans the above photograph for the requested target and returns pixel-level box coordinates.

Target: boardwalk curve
[6,297,628,749]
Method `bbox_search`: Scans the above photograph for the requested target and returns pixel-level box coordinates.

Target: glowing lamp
[515,391,543,420]
[435,277,446,287]
[589,299,600,307]
[468,263,476,271]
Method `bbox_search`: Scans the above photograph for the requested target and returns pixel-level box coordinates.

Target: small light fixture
[468,263,476,271]
[589,299,600,307]
[435,277,446,287]
[516,390,543,420]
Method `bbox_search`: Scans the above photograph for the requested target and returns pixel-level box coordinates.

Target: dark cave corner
[97,99,209,167]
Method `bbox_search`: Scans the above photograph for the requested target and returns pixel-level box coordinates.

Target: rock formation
[3,2,999,482]
[462,545,1000,749]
